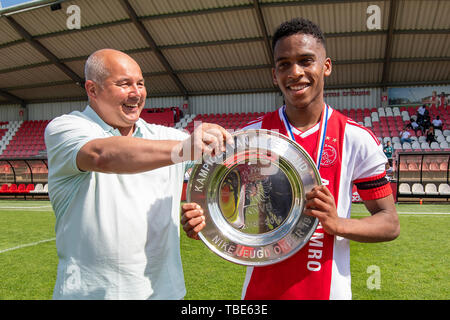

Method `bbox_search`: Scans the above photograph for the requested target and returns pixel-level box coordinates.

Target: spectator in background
[385,162,394,181]
[425,126,436,144]
[438,92,448,109]
[417,104,426,117]
[432,116,443,131]
[400,126,412,144]
[383,141,393,166]
[416,104,429,129]
[430,91,438,109]
[406,118,420,136]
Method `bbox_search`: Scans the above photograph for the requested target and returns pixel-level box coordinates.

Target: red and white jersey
[430,96,437,108]
[439,95,447,108]
[240,105,391,300]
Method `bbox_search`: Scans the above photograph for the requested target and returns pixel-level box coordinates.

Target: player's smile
[286,82,311,95]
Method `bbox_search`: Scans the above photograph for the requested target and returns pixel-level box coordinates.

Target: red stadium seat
[0,184,8,193]
[429,163,440,171]
[399,162,408,171]
[8,184,17,193]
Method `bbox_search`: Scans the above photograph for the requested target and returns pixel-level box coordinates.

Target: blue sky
[0,0,35,9]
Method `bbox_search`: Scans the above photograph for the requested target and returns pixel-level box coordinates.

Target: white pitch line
[0,205,53,210]
[0,238,56,254]
[353,211,450,215]
[397,212,450,215]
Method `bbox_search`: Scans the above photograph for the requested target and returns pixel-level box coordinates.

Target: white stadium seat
[412,141,421,150]
[31,183,43,193]
[399,183,411,195]
[402,142,412,150]
[393,142,403,150]
[430,142,440,150]
[425,184,439,195]
[412,183,425,195]
[438,184,450,196]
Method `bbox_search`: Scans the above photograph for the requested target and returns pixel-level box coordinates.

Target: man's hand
[181,202,206,240]
[174,123,234,162]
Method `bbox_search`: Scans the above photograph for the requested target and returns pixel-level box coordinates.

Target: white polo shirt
[45,106,188,300]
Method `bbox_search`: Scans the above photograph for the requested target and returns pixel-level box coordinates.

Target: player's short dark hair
[272,18,326,51]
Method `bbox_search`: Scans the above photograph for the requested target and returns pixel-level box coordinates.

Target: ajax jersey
[240,105,391,300]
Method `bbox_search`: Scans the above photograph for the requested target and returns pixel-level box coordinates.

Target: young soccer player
[181,18,399,300]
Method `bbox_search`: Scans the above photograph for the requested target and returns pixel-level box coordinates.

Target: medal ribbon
[282,104,329,170]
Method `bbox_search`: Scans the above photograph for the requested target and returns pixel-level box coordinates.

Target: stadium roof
[0,0,449,106]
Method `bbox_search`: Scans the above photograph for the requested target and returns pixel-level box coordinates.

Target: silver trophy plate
[187,129,321,266]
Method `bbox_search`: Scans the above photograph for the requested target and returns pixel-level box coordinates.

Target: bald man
[45,49,231,300]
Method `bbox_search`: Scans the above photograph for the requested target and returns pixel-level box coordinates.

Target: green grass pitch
[0,200,448,300]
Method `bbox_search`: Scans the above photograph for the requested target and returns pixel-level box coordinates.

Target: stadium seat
[8,184,17,193]
[429,163,440,171]
[399,183,411,195]
[399,162,408,171]
[438,184,450,196]
[32,183,43,193]
[17,184,26,193]
[408,162,419,171]
[43,184,48,193]
[421,142,431,150]
[393,143,402,151]
[425,184,439,195]
[412,141,421,150]
[402,142,412,151]
[0,184,8,193]
[26,184,35,192]
[440,141,449,150]
[430,142,440,150]
[412,183,425,195]
[401,111,410,121]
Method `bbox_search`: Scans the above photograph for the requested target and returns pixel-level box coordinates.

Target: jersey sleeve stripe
[353,171,392,200]
[353,171,387,184]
